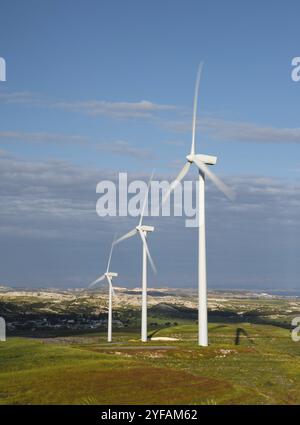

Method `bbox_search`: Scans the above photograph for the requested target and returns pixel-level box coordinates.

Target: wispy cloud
[0,91,37,104]
[0,131,88,145]
[0,131,156,158]
[0,91,176,119]
[53,99,176,119]
[163,140,186,147]
[3,90,300,145]
[97,140,155,159]
[165,116,300,145]
[202,117,300,144]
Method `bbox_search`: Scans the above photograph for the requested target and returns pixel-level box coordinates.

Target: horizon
[1,284,300,295]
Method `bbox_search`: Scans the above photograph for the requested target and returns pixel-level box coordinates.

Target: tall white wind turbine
[114,175,156,342]
[163,62,235,347]
[88,241,117,343]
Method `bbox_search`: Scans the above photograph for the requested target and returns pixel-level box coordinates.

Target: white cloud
[0,153,299,288]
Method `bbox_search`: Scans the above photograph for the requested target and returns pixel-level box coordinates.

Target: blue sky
[0,0,300,290]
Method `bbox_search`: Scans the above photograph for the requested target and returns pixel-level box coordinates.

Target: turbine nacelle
[106,272,118,279]
[136,225,155,233]
[186,153,218,165]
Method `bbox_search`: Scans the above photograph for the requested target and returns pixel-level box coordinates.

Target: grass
[0,321,299,405]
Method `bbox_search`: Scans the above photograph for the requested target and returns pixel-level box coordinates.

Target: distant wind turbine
[88,240,117,343]
[114,174,156,342]
[163,62,235,346]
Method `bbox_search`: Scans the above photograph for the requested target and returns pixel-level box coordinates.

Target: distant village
[6,316,125,333]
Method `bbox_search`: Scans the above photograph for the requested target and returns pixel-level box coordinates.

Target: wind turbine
[163,62,235,347]
[114,175,156,342]
[88,241,117,343]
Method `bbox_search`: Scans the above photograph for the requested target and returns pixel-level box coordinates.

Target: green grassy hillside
[1,321,299,405]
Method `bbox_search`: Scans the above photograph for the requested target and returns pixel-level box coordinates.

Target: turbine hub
[186,154,194,163]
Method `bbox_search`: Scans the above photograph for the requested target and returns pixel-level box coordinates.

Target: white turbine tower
[88,241,117,343]
[163,63,235,347]
[114,176,156,342]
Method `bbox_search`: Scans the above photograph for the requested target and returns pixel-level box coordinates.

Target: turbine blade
[139,170,155,226]
[138,229,157,274]
[106,240,115,273]
[162,162,191,205]
[193,156,235,200]
[191,62,204,155]
[114,228,137,246]
[88,274,106,288]
[106,275,116,297]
